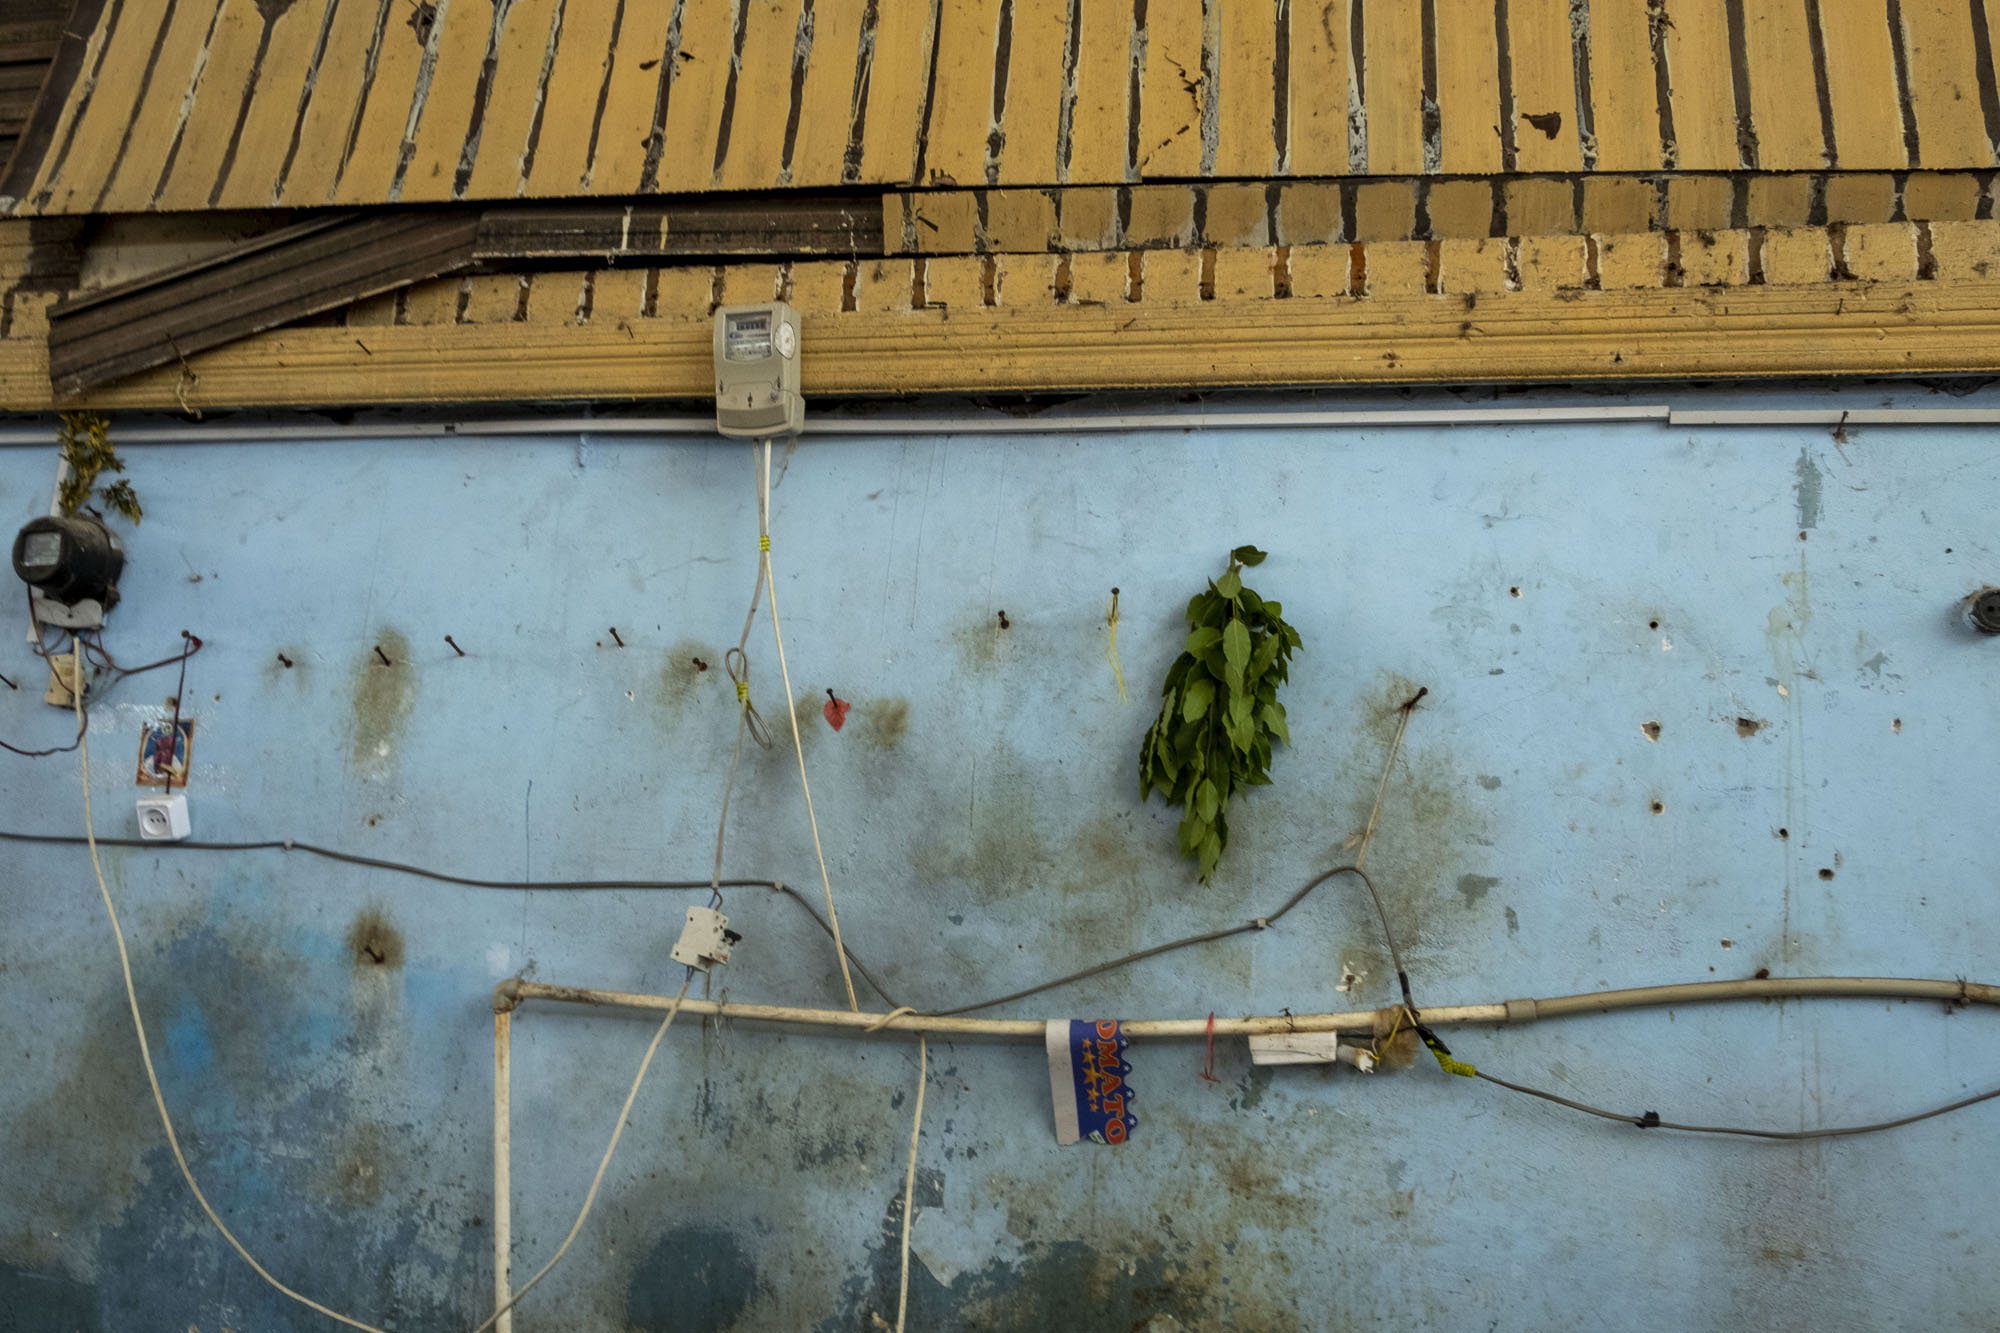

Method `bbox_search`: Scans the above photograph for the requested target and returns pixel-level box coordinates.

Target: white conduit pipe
[487,973,1998,1327]
[492,1009,513,1333]
[6,404,2000,449]
[496,975,2000,1037]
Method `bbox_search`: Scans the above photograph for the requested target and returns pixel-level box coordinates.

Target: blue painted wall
[2,391,1996,1331]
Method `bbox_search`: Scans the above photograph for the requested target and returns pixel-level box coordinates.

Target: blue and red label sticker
[1046,1019,1138,1145]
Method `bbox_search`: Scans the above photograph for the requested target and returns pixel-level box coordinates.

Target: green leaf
[1197,829,1224,881]
[1222,619,1250,684]
[1228,688,1254,733]
[1195,779,1219,823]
[1179,675,1214,722]
[1186,591,1222,626]
[1231,545,1267,567]
[1162,654,1193,694]
[56,476,89,516]
[1260,700,1291,747]
[1249,631,1282,681]
[1141,722,1173,797]
[1260,599,1281,618]
[1215,569,1242,599]
[99,479,142,524]
[1221,702,1251,754]
[1179,813,1207,855]
[1184,626,1221,657]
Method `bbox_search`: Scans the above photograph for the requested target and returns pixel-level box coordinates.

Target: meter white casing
[713,302,804,437]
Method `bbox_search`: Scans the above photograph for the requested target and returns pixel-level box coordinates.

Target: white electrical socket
[136,792,191,842]
[670,905,740,972]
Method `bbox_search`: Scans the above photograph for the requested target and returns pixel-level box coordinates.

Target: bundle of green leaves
[56,411,141,523]
[1138,545,1301,882]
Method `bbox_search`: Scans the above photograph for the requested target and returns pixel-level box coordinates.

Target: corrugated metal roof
[10,218,2000,412]
[11,0,2000,216]
[43,193,879,393]
[0,2,72,175]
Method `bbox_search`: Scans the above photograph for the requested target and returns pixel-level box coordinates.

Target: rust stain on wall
[346,905,404,969]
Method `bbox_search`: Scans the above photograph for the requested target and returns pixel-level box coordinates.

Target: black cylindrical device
[12,514,124,608]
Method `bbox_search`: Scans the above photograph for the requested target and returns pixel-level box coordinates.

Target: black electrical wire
[0,708,86,757]
[6,623,200,759]
[6,825,1994,1140]
[928,863,1380,1016]
[78,627,204,679]
[1340,835,2000,1143]
[0,829,785,889]
[1469,1068,2000,1141]
[0,829,902,1008]
[0,829,1367,1016]
[0,656,89,757]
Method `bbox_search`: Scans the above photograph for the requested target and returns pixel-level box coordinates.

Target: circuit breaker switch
[671,905,741,972]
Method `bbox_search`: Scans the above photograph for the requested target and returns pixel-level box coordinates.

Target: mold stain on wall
[349,628,414,775]
[952,604,1016,671]
[769,689,825,760]
[1328,672,1485,966]
[655,638,719,730]
[325,1120,395,1209]
[829,1117,1348,1333]
[626,1224,761,1331]
[0,911,476,1324]
[860,697,911,751]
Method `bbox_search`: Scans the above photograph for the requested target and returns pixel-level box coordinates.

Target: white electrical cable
[896,1036,927,1333]
[72,641,393,1333]
[471,972,696,1333]
[79,626,699,1332]
[756,437,861,1012]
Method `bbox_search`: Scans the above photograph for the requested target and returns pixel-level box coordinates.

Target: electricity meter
[712,302,803,438]
[13,513,123,612]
